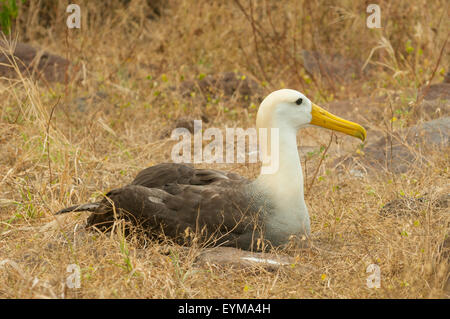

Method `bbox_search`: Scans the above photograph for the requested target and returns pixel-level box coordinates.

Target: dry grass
[0,0,449,298]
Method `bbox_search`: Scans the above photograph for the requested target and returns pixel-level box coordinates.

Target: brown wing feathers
[55,163,258,248]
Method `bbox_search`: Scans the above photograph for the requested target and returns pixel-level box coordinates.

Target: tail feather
[55,202,101,215]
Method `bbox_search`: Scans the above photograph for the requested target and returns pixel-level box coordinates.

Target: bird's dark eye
[295,98,303,105]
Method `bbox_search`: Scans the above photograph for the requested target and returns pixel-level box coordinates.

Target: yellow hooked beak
[310,104,366,141]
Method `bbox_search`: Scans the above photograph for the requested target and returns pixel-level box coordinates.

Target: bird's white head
[254,89,366,242]
[256,89,366,141]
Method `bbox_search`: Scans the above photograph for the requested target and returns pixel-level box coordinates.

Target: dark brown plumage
[56,163,267,250]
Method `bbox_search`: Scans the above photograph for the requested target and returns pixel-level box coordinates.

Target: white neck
[253,116,310,241]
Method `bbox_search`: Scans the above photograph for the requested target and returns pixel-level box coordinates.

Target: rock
[160,117,195,139]
[325,95,386,123]
[445,71,450,84]
[335,117,450,174]
[118,0,165,19]
[440,233,450,260]
[413,83,450,121]
[159,116,209,139]
[70,91,108,112]
[414,98,450,121]
[407,117,450,144]
[325,87,449,126]
[178,72,264,106]
[0,42,70,83]
[172,117,196,134]
[194,246,294,271]
[20,250,49,267]
[302,50,369,82]
[421,83,450,101]
[380,193,449,217]
[414,74,450,120]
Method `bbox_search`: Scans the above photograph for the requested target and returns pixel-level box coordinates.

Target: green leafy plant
[0,0,23,35]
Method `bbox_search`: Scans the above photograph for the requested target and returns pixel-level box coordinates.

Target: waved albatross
[56,89,366,250]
